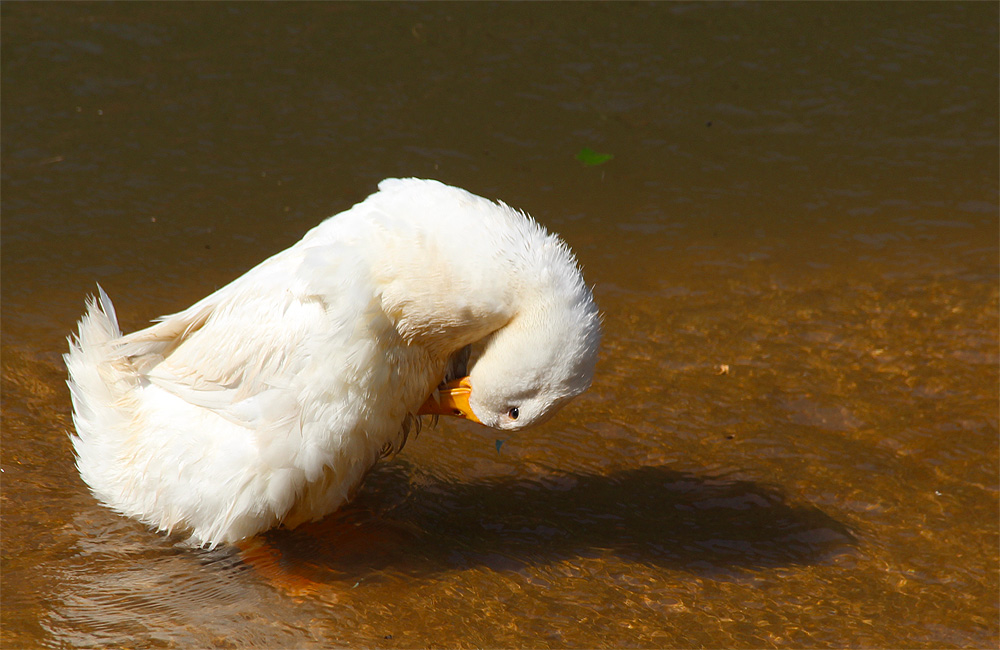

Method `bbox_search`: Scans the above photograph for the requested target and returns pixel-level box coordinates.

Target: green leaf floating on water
[576,147,614,166]
[495,439,505,453]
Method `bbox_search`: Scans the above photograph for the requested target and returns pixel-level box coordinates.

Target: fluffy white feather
[66,178,601,548]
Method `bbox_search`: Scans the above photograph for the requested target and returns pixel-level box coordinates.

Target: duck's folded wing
[116,283,326,430]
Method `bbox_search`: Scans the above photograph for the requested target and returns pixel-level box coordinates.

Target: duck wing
[115,256,331,431]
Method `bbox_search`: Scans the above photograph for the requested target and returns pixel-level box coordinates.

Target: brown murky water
[2,3,997,648]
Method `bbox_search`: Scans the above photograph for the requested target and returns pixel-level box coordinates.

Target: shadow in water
[245,463,858,587]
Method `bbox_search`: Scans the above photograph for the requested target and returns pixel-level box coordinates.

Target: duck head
[420,243,601,431]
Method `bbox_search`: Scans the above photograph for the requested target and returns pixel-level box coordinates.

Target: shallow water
[2,2,997,648]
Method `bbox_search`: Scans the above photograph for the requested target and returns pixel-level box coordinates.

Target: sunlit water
[3,3,997,648]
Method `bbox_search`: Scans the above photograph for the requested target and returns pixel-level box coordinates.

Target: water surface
[2,3,997,648]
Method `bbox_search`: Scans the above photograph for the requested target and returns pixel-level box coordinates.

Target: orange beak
[417,377,481,423]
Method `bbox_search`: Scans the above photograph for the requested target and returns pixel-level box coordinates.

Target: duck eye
[508,407,519,420]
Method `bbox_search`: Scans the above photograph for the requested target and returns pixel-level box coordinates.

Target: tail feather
[65,286,122,422]
[64,286,135,509]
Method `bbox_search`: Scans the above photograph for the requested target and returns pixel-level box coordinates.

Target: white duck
[65,178,601,548]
